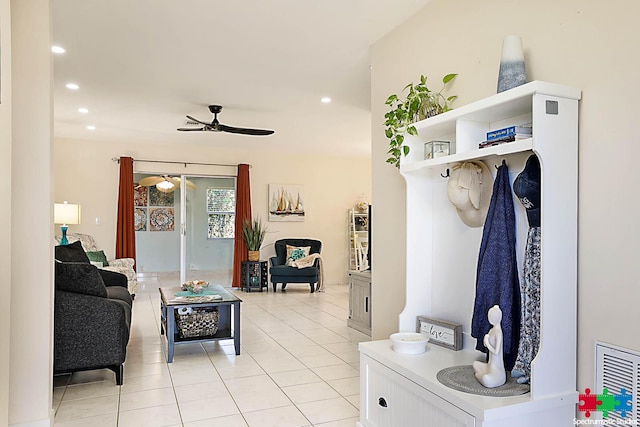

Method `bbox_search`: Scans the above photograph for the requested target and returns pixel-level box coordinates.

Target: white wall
[371,0,640,392]
[55,138,371,285]
[8,0,54,425]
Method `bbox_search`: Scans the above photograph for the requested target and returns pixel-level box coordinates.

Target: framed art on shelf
[416,316,462,351]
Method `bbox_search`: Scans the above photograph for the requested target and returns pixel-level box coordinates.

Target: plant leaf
[442,73,458,84]
[447,95,458,102]
[407,126,418,136]
[403,145,410,156]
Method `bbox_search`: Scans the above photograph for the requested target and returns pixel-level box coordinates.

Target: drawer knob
[378,397,388,408]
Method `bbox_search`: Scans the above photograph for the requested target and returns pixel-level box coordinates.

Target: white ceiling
[52,1,430,157]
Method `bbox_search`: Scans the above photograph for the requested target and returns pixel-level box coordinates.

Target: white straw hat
[447,161,493,227]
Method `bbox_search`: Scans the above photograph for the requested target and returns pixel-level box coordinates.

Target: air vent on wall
[595,341,639,421]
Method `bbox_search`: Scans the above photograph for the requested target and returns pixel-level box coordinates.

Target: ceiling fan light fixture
[156,180,175,191]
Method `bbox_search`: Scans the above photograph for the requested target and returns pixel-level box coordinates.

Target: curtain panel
[232,164,252,287]
[116,156,136,269]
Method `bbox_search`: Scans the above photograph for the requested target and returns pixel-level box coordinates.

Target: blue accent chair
[269,238,322,292]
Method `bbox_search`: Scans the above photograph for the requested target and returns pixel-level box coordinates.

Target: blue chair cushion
[271,265,318,278]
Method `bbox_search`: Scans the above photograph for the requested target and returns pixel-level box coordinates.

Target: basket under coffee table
[159,285,242,363]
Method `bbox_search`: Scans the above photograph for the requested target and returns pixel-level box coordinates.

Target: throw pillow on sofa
[86,250,109,267]
[55,261,108,298]
[55,240,91,263]
[286,245,311,266]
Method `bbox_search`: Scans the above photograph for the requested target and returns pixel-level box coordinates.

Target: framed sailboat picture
[269,184,305,222]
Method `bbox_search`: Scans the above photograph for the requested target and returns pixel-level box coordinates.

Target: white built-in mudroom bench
[359,82,580,427]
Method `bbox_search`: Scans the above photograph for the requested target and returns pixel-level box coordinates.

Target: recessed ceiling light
[65,83,79,90]
[321,97,331,103]
[86,125,96,130]
[78,108,89,114]
[51,46,66,54]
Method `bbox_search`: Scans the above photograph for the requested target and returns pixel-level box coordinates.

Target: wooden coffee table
[159,285,242,363]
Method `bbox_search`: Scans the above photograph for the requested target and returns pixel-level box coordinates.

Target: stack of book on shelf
[479,124,532,149]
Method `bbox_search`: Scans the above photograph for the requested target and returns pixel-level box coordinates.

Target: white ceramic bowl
[390,332,429,354]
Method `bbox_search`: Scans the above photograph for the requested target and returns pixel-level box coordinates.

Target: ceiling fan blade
[186,115,211,126]
[177,127,206,131]
[138,176,164,186]
[172,177,198,190]
[218,123,274,136]
[164,176,179,186]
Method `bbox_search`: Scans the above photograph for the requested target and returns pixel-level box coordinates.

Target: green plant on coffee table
[384,73,458,168]
[242,218,267,251]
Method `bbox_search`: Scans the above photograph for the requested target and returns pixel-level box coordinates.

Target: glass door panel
[181,176,236,286]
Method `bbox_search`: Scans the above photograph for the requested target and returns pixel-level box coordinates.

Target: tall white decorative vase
[497,35,526,93]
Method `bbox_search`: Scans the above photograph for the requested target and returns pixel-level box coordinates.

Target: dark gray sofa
[269,238,322,292]
[54,241,132,385]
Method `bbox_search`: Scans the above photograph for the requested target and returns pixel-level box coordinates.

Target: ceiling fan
[137,175,197,193]
[177,105,275,136]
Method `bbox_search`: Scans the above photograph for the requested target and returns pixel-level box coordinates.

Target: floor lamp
[54,201,81,245]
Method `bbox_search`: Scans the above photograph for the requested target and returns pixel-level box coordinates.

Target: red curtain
[232,164,252,287]
[116,156,136,269]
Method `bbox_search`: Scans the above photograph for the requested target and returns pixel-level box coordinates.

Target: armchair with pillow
[269,238,322,292]
[55,232,138,296]
[54,243,132,385]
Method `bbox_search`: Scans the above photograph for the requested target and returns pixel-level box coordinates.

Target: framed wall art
[268,184,305,222]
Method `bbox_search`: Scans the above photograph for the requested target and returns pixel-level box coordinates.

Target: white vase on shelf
[497,35,526,93]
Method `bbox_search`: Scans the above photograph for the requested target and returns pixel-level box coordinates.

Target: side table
[159,285,242,363]
[241,260,268,292]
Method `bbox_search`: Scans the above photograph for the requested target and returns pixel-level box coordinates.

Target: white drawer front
[362,356,475,427]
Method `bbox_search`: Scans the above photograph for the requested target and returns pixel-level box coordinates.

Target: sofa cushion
[55,240,91,263]
[86,250,109,267]
[55,261,108,298]
[97,269,128,289]
[106,285,133,307]
[286,245,310,266]
[270,264,318,278]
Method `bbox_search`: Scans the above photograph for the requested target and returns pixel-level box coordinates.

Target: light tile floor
[52,272,369,426]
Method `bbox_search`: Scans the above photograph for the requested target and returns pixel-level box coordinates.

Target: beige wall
[0,0,12,424]
[7,0,54,425]
[371,0,640,391]
[55,138,371,285]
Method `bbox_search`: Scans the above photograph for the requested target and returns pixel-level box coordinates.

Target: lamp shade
[54,202,81,225]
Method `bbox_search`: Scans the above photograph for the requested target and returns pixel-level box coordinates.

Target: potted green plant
[243,218,267,261]
[384,73,458,168]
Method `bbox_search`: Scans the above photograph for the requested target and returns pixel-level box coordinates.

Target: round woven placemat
[436,365,530,396]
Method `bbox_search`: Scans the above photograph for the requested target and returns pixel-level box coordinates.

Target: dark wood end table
[159,285,242,362]
[241,260,268,292]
